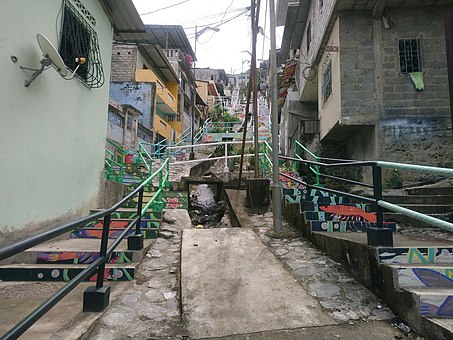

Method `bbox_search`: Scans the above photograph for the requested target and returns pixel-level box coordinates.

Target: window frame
[322,58,332,105]
[398,38,423,74]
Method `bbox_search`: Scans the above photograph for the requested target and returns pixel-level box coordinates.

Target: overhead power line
[140,0,190,16]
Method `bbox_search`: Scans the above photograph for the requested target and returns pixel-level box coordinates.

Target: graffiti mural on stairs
[319,205,377,223]
[37,251,133,265]
[420,295,453,317]
[379,247,453,264]
[397,267,453,289]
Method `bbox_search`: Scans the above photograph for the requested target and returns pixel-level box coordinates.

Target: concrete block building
[277,0,453,176]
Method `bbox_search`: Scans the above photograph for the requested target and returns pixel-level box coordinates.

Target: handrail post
[367,165,393,247]
[83,214,111,312]
[128,187,144,251]
[223,142,229,174]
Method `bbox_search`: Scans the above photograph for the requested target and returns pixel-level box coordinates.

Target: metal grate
[59,0,105,88]
[322,58,332,104]
[398,38,423,73]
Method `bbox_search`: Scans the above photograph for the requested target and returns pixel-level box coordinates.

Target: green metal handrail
[140,157,170,214]
[294,141,321,185]
[106,138,125,164]
[138,143,153,172]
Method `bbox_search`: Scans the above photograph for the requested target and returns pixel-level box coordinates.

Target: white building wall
[0,0,113,245]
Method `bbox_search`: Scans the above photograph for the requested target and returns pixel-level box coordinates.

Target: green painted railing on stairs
[280,141,453,245]
[0,155,171,339]
[294,140,321,186]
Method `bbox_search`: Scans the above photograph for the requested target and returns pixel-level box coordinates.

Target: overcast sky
[132,0,282,75]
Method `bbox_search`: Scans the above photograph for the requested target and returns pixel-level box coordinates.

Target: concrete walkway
[181,228,336,339]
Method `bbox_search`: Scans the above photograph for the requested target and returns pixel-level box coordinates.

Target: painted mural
[37,251,133,265]
[299,201,370,212]
[71,228,158,239]
[318,205,377,222]
[311,220,396,233]
[379,247,453,264]
[420,295,453,317]
[0,267,134,282]
[397,267,453,289]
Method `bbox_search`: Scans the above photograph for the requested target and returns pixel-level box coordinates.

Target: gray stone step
[405,187,453,196]
[383,195,453,205]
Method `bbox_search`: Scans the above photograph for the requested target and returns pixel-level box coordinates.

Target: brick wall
[339,12,376,122]
[336,7,453,172]
[111,45,137,82]
[378,7,453,167]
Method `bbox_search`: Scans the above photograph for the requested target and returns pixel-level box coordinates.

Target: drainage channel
[188,183,232,229]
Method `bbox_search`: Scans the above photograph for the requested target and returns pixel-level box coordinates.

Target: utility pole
[238,0,260,184]
[252,0,261,178]
[269,0,282,232]
[190,26,198,160]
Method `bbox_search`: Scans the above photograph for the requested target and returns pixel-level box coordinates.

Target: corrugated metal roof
[143,25,196,60]
[137,44,179,83]
[99,0,147,39]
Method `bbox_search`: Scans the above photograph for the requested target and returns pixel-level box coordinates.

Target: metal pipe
[135,188,144,234]
[372,165,384,228]
[270,0,282,232]
[96,214,111,289]
[378,200,453,232]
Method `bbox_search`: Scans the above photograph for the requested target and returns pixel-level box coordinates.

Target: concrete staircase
[0,172,163,282]
[282,186,453,338]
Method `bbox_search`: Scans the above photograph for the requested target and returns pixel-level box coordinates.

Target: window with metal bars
[59,1,105,88]
[398,38,423,73]
[322,59,332,104]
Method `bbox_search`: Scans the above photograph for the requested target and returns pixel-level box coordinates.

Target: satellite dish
[36,33,67,77]
[20,33,70,87]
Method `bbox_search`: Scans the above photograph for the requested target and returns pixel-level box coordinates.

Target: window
[307,22,312,52]
[59,1,104,88]
[322,59,332,104]
[127,115,132,130]
[137,127,152,142]
[108,110,123,127]
[399,38,423,73]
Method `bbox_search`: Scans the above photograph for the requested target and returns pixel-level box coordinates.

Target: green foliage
[316,141,363,191]
[384,169,403,189]
[210,104,240,123]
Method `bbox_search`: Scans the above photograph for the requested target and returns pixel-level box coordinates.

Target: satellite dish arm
[22,58,52,87]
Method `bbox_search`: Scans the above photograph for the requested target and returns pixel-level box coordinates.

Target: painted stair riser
[285,195,351,205]
[395,267,453,289]
[37,251,137,265]
[418,294,453,318]
[310,221,396,233]
[304,210,377,223]
[379,248,453,265]
[89,211,162,220]
[283,188,342,198]
[300,201,373,212]
[71,229,157,239]
[85,220,160,229]
[0,267,134,282]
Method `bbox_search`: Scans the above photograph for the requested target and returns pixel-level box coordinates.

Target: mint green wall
[0,0,113,245]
